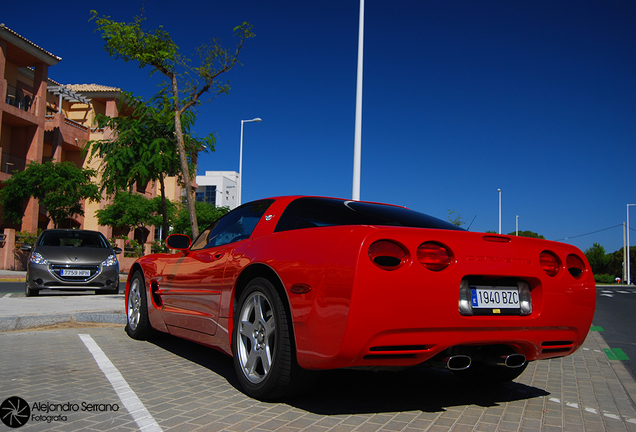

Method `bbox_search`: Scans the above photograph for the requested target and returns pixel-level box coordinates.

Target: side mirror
[20,244,33,252]
[113,246,123,255]
[166,234,191,251]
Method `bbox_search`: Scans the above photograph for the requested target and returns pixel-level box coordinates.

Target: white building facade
[195,171,239,210]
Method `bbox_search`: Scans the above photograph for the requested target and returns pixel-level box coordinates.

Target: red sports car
[125,196,596,400]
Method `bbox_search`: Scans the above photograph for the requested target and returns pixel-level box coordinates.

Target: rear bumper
[293,270,595,370]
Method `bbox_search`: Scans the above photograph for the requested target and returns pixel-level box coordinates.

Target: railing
[5,84,37,114]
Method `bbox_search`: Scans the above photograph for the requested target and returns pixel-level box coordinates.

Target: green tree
[0,161,100,228]
[585,243,610,275]
[86,92,213,240]
[96,191,157,233]
[173,202,230,238]
[447,210,465,227]
[91,10,254,238]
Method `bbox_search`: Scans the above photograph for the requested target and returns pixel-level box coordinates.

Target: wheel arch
[233,263,297,347]
[234,263,289,316]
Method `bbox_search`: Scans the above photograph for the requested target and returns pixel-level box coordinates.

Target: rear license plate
[61,269,91,277]
[470,286,520,313]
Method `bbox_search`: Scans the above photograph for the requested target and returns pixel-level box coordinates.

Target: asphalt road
[0,282,23,294]
[593,285,636,380]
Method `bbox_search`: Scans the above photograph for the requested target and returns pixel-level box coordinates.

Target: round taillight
[368,240,408,270]
[540,251,561,277]
[417,242,452,271]
[566,254,586,279]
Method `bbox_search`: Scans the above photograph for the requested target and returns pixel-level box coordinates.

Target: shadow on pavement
[149,333,550,415]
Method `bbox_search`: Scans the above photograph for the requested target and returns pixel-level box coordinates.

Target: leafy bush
[594,273,616,284]
[15,230,42,247]
[112,235,143,258]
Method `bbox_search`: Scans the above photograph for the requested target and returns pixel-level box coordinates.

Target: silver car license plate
[61,269,91,277]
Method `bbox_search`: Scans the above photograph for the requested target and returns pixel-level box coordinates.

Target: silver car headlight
[29,252,49,265]
[101,254,118,267]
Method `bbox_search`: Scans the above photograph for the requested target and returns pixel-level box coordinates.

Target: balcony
[2,84,39,127]
[44,114,90,149]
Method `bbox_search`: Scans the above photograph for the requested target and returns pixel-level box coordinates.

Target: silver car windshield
[37,232,110,248]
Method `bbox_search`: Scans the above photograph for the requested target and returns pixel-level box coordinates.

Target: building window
[196,185,217,205]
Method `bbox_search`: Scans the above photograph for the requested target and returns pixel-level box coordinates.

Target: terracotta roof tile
[67,84,122,92]
[0,23,61,62]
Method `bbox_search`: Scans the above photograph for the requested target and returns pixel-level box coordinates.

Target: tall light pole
[498,189,502,234]
[238,117,262,206]
[516,215,519,236]
[352,0,364,201]
[627,204,636,284]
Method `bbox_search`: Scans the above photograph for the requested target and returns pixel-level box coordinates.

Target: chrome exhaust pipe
[489,353,526,368]
[444,355,472,371]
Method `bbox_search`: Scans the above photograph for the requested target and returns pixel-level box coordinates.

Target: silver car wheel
[236,291,276,384]
[127,278,142,331]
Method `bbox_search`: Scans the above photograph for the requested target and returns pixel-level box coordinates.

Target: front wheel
[125,271,153,340]
[232,278,317,400]
[25,283,39,297]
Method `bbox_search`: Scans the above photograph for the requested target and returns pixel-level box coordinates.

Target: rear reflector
[540,251,561,277]
[368,240,408,270]
[417,242,453,271]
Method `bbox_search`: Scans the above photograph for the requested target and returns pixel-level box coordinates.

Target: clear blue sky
[4,1,635,253]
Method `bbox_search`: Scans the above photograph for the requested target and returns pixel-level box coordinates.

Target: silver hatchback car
[21,229,122,296]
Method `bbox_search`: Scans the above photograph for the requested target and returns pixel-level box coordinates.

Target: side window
[190,200,274,250]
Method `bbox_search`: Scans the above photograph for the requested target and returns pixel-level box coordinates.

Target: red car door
[159,245,228,336]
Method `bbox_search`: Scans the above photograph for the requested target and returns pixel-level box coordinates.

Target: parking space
[1,325,635,431]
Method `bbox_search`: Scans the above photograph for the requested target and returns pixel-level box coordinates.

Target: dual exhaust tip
[442,353,526,371]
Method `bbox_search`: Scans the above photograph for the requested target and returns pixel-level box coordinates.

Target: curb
[0,312,126,332]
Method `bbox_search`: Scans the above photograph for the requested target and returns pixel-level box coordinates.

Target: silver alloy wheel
[127,278,141,331]
[236,291,276,384]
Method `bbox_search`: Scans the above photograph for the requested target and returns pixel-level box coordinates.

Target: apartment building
[0,24,182,250]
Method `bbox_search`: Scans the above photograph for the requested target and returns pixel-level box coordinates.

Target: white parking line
[548,397,636,424]
[2,293,11,298]
[79,334,163,432]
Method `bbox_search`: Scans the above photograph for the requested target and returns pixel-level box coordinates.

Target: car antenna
[466,215,476,231]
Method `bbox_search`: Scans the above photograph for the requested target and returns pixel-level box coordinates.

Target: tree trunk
[171,74,199,239]
[158,175,169,243]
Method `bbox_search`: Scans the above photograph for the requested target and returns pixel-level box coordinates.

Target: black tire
[125,271,153,340]
[452,361,529,385]
[25,283,39,297]
[232,277,317,400]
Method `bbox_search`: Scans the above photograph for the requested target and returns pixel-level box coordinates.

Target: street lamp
[238,117,262,206]
[498,189,502,234]
[627,204,636,284]
[352,0,365,201]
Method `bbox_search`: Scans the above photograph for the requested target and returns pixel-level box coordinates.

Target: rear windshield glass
[275,197,463,232]
[37,231,110,248]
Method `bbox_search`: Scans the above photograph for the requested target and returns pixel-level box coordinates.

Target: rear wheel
[452,361,529,385]
[125,271,153,340]
[232,277,317,400]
